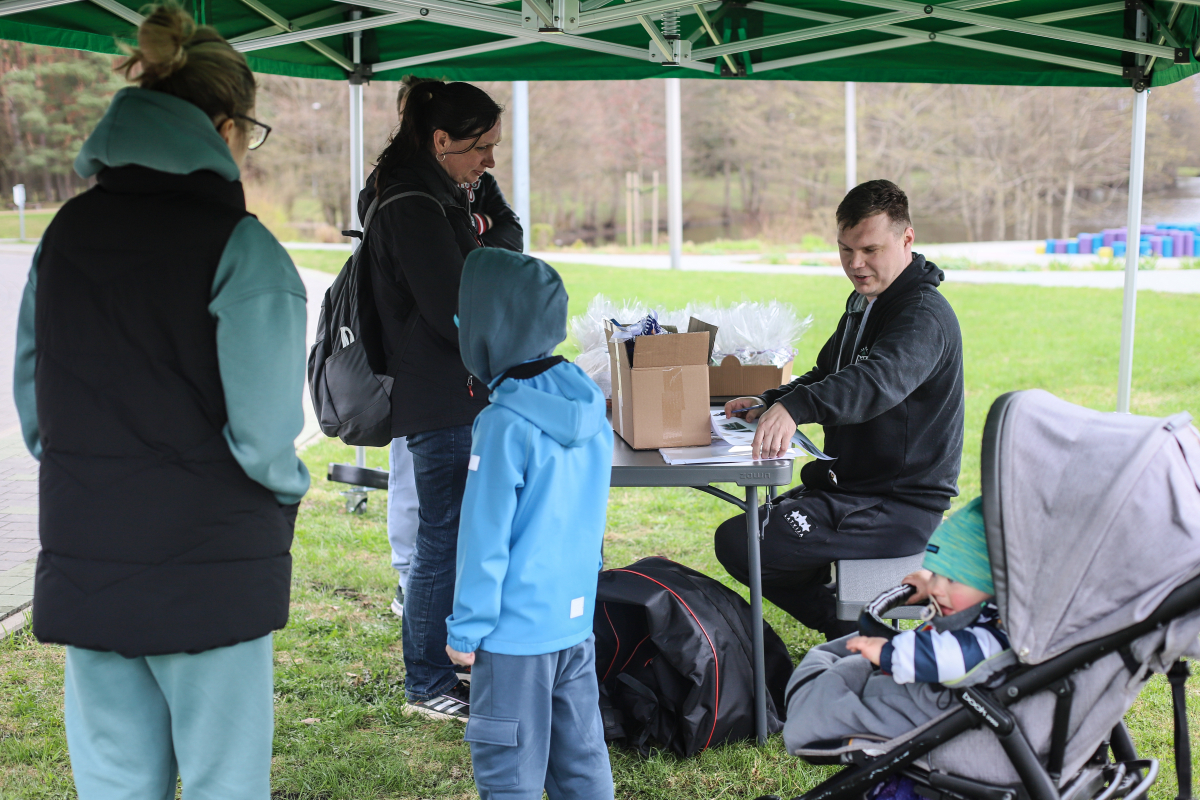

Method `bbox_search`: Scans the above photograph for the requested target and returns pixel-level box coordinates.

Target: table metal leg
[745,485,768,745]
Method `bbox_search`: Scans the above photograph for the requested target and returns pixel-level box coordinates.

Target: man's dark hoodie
[761,254,964,512]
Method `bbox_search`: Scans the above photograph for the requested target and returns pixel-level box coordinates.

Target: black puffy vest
[32,166,293,657]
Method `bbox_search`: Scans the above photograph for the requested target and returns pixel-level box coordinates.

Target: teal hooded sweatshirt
[446,249,613,656]
[12,88,310,504]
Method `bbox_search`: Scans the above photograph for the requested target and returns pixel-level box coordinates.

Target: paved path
[527,251,1200,294]
[0,247,39,629]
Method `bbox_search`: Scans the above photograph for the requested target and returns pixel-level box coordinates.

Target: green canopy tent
[1,0,1193,387]
[1,0,1197,744]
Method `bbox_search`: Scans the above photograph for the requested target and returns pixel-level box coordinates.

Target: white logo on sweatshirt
[787,510,811,535]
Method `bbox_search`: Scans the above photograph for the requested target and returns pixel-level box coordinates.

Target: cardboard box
[607,321,711,449]
[708,355,794,398]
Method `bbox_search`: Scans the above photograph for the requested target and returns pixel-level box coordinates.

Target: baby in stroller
[784,497,1014,754]
[769,389,1200,800]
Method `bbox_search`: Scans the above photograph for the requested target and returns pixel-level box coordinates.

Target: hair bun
[131,5,194,80]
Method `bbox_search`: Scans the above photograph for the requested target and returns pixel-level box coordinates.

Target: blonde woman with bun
[12,4,308,798]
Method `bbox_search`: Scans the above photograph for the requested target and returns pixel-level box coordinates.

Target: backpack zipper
[467,376,474,398]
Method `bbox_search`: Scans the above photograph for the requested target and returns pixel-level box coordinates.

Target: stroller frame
[775,571,1199,800]
[770,393,1198,800]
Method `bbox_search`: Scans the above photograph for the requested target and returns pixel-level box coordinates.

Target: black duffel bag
[594,556,793,757]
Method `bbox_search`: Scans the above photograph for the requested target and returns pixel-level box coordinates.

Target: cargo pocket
[463,715,520,789]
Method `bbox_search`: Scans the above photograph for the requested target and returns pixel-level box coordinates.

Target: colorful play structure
[1041,223,1199,258]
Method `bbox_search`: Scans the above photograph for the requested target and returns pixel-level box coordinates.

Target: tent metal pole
[665,77,683,271]
[512,80,532,254]
[845,82,856,192]
[350,12,368,469]
[1116,89,1148,414]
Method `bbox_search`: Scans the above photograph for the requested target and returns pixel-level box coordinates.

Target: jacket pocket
[463,715,520,788]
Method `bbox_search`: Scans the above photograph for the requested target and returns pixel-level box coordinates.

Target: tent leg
[511,81,531,254]
[349,19,368,470]
[665,77,683,271]
[845,81,857,192]
[1116,89,1148,414]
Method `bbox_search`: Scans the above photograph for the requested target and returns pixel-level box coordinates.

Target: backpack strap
[355,187,446,377]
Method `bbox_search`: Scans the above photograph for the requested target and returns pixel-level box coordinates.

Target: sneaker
[403,681,470,722]
[456,664,472,683]
[390,584,404,618]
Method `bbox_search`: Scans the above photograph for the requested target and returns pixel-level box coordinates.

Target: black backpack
[307,188,443,446]
[594,557,793,757]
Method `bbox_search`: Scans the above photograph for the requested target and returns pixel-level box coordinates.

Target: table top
[610,429,794,488]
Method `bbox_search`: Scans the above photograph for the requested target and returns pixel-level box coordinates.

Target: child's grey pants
[466,635,614,800]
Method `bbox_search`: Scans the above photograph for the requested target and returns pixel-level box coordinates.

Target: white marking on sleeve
[468,454,480,471]
[570,597,585,618]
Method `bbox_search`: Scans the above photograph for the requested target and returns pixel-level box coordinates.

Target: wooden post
[625,171,634,248]
[652,171,660,248]
[634,172,643,247]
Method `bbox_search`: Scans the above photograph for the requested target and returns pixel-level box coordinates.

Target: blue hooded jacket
[446,249,613,656]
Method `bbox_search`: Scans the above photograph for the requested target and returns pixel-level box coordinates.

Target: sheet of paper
[709,409,833,460]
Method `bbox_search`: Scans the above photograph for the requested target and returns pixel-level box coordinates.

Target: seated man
[716,179,964,641]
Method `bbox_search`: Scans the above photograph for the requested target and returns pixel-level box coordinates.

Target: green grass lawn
[2,264,1199,798]
[0,210,57,241]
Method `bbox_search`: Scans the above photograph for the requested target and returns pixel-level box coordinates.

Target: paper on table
[710,409,832,460]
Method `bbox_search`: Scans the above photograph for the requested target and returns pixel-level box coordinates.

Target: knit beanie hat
[922,496,993,596]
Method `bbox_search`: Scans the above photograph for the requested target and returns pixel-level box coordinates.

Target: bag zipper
[467,376,474,398]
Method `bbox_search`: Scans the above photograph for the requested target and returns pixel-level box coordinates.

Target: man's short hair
[836,179,912,233]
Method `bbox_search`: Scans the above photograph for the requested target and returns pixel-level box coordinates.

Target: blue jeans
[64,635,274,800]
[466,636,613,800]
[404,424,473,701]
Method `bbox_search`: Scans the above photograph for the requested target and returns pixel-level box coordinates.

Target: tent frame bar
[373,36,533,71]
[694,0,1015,60]
[233,0,353,68]
[751,0,1125,75]
[229,5,345,42]
[832,0,1177,60]
[234,11,414,52]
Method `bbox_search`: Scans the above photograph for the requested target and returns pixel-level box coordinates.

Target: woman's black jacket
[357,152,498,438]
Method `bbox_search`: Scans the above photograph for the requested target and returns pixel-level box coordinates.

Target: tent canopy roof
[0,0,1196,88]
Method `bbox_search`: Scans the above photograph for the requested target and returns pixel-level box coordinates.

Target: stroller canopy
[982,389,1200,665]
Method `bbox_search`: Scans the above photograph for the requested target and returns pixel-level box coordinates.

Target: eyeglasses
[234,114,272,150]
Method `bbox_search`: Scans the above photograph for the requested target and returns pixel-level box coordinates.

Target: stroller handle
[857,583,919,640]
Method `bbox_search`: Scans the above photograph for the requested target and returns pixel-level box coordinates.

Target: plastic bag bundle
[569,295,663,399]
[567,297,811,398]
[703,301,812,368]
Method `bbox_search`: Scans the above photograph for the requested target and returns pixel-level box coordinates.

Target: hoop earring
[437,152,447,162]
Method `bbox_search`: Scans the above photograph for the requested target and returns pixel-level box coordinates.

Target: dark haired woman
[380,76,522,629]
[12,4,307,797]
[359,79,502,720]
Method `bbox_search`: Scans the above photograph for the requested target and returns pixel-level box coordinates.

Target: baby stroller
[766,389,1200,800]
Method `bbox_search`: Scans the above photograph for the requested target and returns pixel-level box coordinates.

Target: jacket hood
[459,248,568,385]
[75,88,240,181]
[491,362,607,447]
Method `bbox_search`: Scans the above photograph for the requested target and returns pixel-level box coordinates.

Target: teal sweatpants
[63,634,274,800]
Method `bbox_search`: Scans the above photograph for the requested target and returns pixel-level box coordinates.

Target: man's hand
[846,636,888,666]
[724,396,764,422]
[446,645,475,666]
[751,402,796,459]
[901,569,933,604]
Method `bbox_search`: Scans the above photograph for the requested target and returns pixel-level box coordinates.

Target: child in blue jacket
[446,248,615,800]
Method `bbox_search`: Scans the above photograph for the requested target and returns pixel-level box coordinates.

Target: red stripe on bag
[611,569,721,751]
